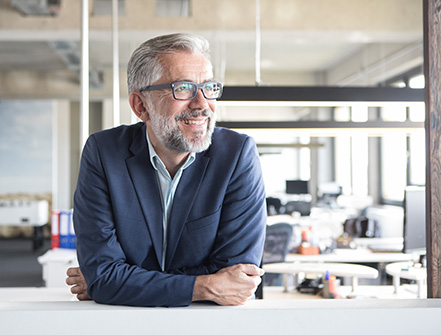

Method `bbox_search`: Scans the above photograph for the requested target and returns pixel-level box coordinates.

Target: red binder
[51,210,60,249]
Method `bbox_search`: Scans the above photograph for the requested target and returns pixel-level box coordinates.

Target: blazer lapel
[126,124,163,268]
[165,153,211,270]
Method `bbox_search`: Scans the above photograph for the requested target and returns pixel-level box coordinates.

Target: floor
[0,238,51,287]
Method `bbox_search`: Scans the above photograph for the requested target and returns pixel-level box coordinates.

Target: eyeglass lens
[173,82,222,100]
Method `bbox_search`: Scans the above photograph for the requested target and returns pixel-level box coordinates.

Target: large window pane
[409,130,425,185]
[381,133,407,201]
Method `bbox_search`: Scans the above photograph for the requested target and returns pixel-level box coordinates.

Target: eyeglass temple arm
[138,83,172,92]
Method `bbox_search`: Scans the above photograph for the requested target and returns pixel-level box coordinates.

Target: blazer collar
[126,123,163,268]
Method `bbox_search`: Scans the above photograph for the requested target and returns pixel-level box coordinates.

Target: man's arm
[74,134,197,307]
[192,264,264,305]
[67,263,264,305]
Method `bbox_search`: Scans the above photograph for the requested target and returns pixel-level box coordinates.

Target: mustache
[175,109,213,121]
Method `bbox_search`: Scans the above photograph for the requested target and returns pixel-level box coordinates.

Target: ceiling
[0,0,424,99]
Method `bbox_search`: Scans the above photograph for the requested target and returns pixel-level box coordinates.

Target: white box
[0,200,49,226]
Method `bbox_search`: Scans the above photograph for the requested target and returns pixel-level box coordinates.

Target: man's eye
[206,83,220,91]
[176,84,192,92]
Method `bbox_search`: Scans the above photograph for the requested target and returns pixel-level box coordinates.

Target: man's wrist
[192,275,214,302]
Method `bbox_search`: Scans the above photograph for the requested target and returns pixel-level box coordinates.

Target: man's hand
[66,267,91,301]
[192,264,264,306]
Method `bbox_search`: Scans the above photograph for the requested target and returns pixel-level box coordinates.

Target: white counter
[0,288,440,335]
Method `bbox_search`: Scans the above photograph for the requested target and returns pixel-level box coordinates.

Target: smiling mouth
[180,118,207,126]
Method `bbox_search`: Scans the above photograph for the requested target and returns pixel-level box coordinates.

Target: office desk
[286,248,419,263]
[264,284,425,300]
[263,262,378,292]
[1,288,440,335]
[385,261,427,298]
[285,248,420,286]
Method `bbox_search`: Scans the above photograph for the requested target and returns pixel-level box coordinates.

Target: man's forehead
[158,52,213,80]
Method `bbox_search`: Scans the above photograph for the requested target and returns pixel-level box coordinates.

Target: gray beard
[149,108,215,154]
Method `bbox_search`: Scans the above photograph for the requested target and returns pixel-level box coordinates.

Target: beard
[148,107,216,154]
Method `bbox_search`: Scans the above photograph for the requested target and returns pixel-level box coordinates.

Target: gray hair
[127,33,212,94]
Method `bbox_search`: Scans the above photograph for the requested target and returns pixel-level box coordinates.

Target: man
[67,33,266,307]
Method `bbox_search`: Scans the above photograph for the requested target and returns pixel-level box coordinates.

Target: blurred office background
[0,0,425,288]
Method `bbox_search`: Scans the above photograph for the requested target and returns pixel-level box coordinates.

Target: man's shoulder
[91,122,145,143]
[208,127,255,157]
[85,122,145,156]
[92,122,144,140]
[212,127,250,146]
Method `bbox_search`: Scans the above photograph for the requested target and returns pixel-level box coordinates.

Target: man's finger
[70,285,85,294]
[66,267,82,277]
[251,275,262,287]
[66,276,79,286]
[239,264,265,277]
[76,293,91,301]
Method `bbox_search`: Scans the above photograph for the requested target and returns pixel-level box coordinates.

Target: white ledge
[1,298,441,335]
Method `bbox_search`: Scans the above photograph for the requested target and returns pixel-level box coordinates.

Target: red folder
[51,210,60,249]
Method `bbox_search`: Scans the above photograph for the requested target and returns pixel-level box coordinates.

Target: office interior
[1,1,439,331]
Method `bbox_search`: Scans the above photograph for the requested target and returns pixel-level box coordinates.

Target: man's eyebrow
[173,78,214,83]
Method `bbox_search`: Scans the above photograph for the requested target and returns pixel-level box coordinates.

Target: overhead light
[218,86,424,106]
[216,86,424,136]
[257,143,324,148]
[217,100,424,108]
[227,126,425,138]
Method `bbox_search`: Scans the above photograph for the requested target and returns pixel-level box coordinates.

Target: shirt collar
[145,129,195,172]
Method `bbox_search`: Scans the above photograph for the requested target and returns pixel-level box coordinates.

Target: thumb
[240,264,265,277]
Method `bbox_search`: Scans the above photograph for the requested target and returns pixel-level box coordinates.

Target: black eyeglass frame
[138,81,223,101]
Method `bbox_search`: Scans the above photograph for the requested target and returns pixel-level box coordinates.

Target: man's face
[145,51,216,154]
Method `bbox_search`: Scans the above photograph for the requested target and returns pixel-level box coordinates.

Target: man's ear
[129,92,149,122]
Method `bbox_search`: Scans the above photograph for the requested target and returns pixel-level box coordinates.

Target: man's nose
[188,89,209,109]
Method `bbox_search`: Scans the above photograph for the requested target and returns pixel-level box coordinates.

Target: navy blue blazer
[74,122,266,307]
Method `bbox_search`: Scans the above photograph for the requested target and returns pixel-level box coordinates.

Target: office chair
[262,222,293,287]
[266,197,282,215]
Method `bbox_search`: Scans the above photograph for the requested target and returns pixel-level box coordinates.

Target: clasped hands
[66,263,264,306]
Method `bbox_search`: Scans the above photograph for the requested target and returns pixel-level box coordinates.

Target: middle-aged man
[66,33,267,307]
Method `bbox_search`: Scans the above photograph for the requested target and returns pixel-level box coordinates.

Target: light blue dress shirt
[146,131,195,270]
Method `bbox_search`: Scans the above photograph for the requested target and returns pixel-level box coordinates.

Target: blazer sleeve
[74,135,196,307]
[171,136,267,276]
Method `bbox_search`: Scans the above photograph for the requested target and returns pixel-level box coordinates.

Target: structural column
[424,0,441,298]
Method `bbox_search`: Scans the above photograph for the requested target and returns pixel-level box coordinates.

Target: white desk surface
[286,248,420,263]
[1,288,440,335]
[263,284,426,300]
[385,261,427,281]
[385,261,427,298]
[263,262,378,279]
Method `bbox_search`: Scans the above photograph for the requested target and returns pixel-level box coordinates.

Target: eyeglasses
[139,81,223,101]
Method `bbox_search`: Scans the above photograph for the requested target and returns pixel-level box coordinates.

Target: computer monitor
[285,180,308,194]
[403,186,426,255]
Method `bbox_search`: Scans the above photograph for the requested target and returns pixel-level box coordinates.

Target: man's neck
[147,129,190,178]
[157,148,190,179]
